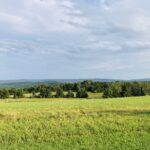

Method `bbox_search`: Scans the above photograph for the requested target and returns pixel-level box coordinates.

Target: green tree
[0,89,9,99]
[66,90,74,98]
[121,83,132,97]
[103,88,113,98]
[39,88,52,98]
[76,88,88,98]
[55,87,64,98]
[13,89,24,98]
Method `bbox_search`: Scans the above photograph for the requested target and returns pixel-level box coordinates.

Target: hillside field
[0,97,150,150]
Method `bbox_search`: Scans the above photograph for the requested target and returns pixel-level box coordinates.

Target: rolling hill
[0,78,149,88]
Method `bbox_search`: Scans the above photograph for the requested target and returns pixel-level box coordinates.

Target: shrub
[76,88,88,98]
[66,90,74,98]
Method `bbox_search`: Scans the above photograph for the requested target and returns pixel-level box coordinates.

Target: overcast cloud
[0,0,150,79]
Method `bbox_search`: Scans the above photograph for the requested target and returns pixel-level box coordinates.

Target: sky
[0,0,150,80]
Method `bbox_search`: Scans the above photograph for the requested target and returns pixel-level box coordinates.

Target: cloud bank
[0,0,150,79]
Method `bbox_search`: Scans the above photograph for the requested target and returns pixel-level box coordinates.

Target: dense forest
[0,80,150,99]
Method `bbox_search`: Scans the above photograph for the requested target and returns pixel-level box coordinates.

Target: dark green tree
[55,87,64,98]
[0,89,9,99]
[103,88,113,98]
[121,83,132,97]
[76,88,88,98]
[39,88,52,98]
[66,90,74,98]
[13,89,24,98]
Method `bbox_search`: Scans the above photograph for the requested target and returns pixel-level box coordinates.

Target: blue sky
[0,0,150,80]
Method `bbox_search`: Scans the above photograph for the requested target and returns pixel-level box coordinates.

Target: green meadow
[0,97,150,150]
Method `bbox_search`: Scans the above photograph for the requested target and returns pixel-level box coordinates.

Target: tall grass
[0,97,150,150]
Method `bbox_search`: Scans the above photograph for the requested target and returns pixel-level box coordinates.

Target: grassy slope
[0,97,150,150]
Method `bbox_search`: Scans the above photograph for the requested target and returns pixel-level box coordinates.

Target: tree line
[103,81,150,98]
[0,80,150,99]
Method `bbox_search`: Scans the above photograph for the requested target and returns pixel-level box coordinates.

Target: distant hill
[130,78,150,82]
[0,78,149,88]
[0,79,118,88]
[0,79,57,88]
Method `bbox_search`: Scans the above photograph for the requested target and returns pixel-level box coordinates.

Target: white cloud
[0,0,88,34]
[0,0,150,79]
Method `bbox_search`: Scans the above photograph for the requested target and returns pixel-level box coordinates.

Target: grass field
[0,97,150,150]
[23,92,103,98]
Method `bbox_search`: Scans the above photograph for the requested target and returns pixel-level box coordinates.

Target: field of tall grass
[0,96,150,150]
